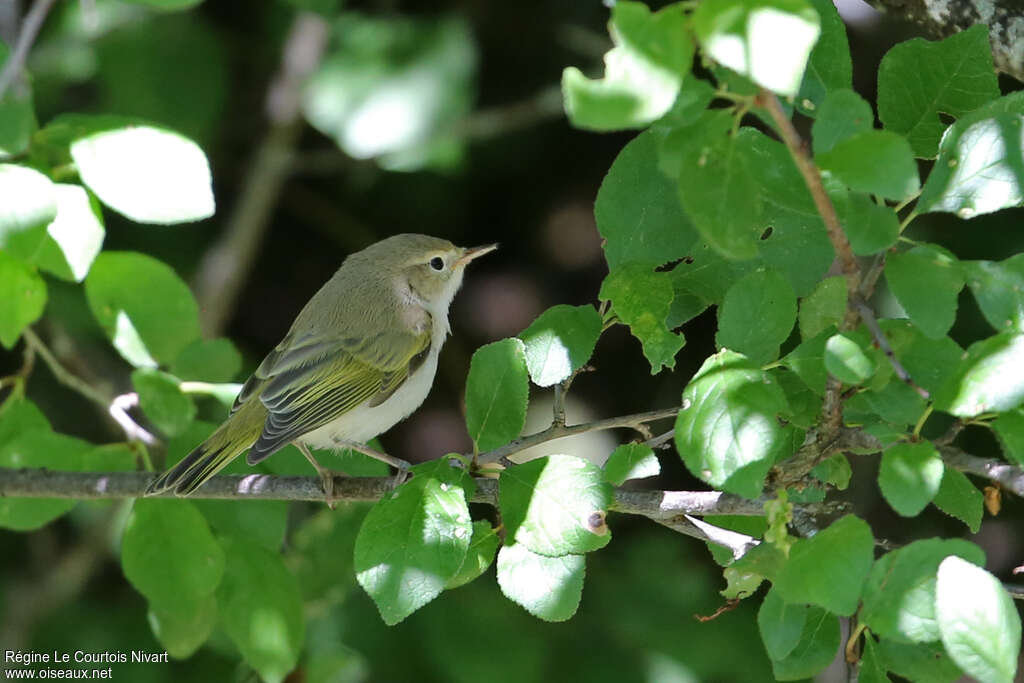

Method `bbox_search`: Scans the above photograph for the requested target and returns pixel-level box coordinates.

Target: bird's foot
[297,443,344,509]
[332,440,412,490]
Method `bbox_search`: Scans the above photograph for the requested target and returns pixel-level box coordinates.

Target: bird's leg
[334,440,412,488]
[296,442,340,508]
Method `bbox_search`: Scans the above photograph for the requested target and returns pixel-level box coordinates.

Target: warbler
[147,233,496,497]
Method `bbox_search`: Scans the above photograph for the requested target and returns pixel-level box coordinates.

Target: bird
[146,233,496,498]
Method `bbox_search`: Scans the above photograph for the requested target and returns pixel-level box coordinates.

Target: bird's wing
[238,327,431,464]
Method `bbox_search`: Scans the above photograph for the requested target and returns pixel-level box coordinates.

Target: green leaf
[518,305,601,387]
[878,441,944,517]
[218,538,304,683]
[933,467,984,532]
[936,555,1021,683]
[147,594,216,659]
[131,368,196,437]
[824,332,875,384]
[918,114,1024,218]
[758,587,808,660]
[85,251,202,366]
[71,124,215,224]
[795,0,851,115]
[562,2,693,130]
[195,499,289,553]
[0,250,46,349]
[119,0,204,9]
[861,538,985,643]
[464,338,529,451]
[603,442,660,485]
[32,184,105,283]
[716,268,797,364]
[769,607,840,680]
[674,124,762,259]
[855,379,927,426]
[0,163,56,261]
[600,264,685,372]
[597,128,700,269]
[355,468,473,625]
[0,42,36,156]
[675,350,793,498]
[655,73,716,128]
[496,542,585,622]
[0,398,51,445]
[885,245,964,339]
[774,515,874,616]
[881,319,964,396]
[799,276,846,341]
[693,0,821,97]
[877,639,963,683]
[811,89,873,155]
[445,520,500,590]
[859,636,891,683]
[783,329,830,394]
[934,332,1024,417]
[992,409,1024,465]
[962,256,1024,333]
[811,454,852,490]
[121,499,224,608]
[170,338,242,382]
[816,130,919,200]
[500,454,612,556]
[877,25,999,158]
[0,431,88,530]
[838,192,900,256]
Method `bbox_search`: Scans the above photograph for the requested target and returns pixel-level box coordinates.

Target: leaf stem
[912,404,934,439]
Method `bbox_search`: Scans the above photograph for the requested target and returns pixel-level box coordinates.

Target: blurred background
[1,0,1022,680]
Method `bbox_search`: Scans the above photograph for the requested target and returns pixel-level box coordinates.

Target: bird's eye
[429,256,445,271]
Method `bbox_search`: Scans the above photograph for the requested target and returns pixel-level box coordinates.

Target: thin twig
[476,406,681,464]
[22,328,109,408]
[0,341,35,393]
[0,0,57,99]
[852,295,928,398]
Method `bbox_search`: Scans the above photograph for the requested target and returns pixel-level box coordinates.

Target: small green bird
[147,233,496,496]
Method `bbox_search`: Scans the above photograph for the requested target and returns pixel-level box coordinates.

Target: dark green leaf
[464,338,529,451]
[992,409,1024,465]
[811,89,873,154]
[0,42,36,156]
[500,454,612,556]
[675,350,793,498]
[119,0,204,11]
[758,586,807,660]
[878,441,944,517]
[654,74,715,128]
[881,319,964,395]
[600,264,685,372]
[603,442,660,485]
[82,443,137,472]
[783,329,830,394]
[861,538,985,643]
[934,332,1024,417]
[0,250,46,349]
[32,184,105,283]
[933,467,984,532]
[121,499,224,608]
[839,192,900,256]
[824,332,876,384]
[859,636,891,683]
[856,378,927,426]
[770,607,841,680]
[132,368,196,437]
[811,454,851,490]
[146,594,216,659]
[716,268,797,364]
[0,163,56,261]
[774,515,874,615]
[496,542,585,622]
[218,537,304,683]
[195,499,289,552]
[0,398,51,445]
[799,276,846,341]
[877,639,963,683]
[518,305,601,387]
[0,431,88,530]
[885,245,964,339]
[795,0,851,115]
[355,467,473,624]
[562,2,693,130]
[817,130,919,200]
[963,256,1024,333]
[936,556,1021,683]
[445,520,500,589]
[85,251,201,366]
[877,25,999,158]
[597,128,700,269]
[693,0,821,97]
[170,338,242,383]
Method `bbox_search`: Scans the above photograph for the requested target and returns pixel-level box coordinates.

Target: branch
[0,0,57,100]
[476,406,681,464]
[864,0,1024,82]
[192,12,328,336]
[939,446,1024,498]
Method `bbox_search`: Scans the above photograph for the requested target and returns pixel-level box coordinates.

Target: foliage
[1,0,1022,682]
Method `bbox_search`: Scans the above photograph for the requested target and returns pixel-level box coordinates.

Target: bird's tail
[146,400,265,496]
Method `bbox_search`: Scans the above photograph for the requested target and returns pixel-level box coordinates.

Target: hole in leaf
[760,226,774,240]
[656,257,686,272]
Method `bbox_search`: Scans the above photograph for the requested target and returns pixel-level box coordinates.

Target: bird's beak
[456,243,499,267]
